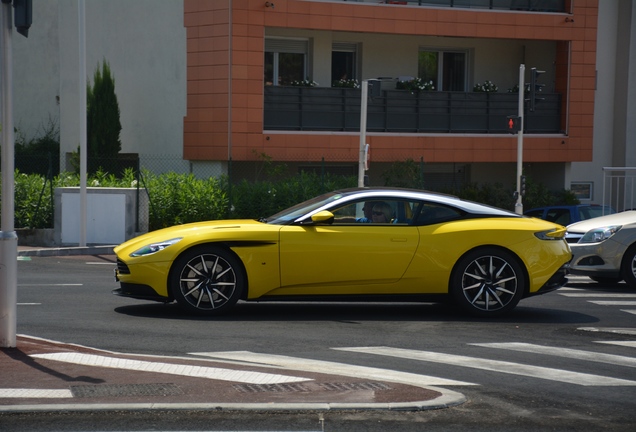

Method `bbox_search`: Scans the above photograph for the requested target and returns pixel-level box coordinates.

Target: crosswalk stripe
[559,293,636,298]
[596,341,636,348]
[0,388,72,398]
[192,351,474,387]
[31,352,311,385]
[470,342,636,368]
[589,301,636,306]
[334,347,636,386]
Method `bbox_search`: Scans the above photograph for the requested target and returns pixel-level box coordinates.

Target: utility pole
[1,0,31,348]
[0,1,17,348]
[515,64,525,215]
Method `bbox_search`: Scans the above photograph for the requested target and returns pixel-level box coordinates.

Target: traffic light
[10,0,32,38]
[529,67,545,112]
[507,115,521,134]
[520,175,527,197]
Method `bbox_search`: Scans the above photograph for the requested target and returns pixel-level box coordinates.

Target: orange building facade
[183,0,596,174]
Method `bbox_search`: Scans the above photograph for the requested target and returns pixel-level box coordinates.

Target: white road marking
[0,389,72,398]
[17,303,41,306]
[622,310,636,315]
[578,327,636,336]
[192,351,474,387]
[31,352,311,385]
[596,341,636,348]
[471,342,636,368]
[18,284,83,287]
[559,293,636,298]
[335,347,636,386]
[589,301,636,306]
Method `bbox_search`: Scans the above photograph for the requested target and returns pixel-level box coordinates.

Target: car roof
[329,187,518,217]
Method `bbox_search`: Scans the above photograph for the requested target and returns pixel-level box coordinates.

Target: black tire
[170,246,245,316]
[450,247,525,317]
[621,245,636,289]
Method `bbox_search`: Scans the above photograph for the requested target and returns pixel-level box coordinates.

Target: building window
[264,38,309,86]
[331,42,359,84]
[418,49,468,91]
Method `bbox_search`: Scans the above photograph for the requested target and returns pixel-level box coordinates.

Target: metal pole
[358,80,368,188]
[515,64,525,215]
[0,1,18,348]
[78,0,87,246]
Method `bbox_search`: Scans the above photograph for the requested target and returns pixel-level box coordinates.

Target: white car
[567,211,636,286]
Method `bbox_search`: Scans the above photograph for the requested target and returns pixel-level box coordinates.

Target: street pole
[0,1,18,348]
[79,0,87,246]
[515,64,525,215]
[358,80,368,188]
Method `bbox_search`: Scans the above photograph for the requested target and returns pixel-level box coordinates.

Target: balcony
[319,0,567,13]
[264,86,562,134]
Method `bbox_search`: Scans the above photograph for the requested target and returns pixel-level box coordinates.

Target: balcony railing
[327,0,566,13]
[264,86,562,134]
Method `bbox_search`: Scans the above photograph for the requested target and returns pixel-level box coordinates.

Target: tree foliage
[87,60,121,158]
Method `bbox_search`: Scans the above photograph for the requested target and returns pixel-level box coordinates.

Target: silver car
[567,211,636,286]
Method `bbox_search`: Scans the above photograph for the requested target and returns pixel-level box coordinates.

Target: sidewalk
[0,335,465,413]
[4,246,466,413]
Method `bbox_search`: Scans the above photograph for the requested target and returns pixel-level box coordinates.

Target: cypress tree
[87,61,122,159]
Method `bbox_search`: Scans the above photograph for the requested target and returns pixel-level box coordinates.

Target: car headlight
[578,226,621,244]
[130,237,183,257]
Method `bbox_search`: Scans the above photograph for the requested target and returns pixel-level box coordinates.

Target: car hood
[567,210,636,233]
[114,219,276,256]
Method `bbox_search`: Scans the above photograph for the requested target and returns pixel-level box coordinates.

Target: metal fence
[603,167,636,212]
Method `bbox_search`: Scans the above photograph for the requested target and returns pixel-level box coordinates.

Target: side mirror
[306,210,334,225]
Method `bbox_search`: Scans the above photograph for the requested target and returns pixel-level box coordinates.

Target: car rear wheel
[621,245,636,289]
[450,248,525,317]
[170,246,245,315]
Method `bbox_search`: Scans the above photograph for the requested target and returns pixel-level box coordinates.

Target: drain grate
[70,383,183,398]
[319,382,392,391]
[233,383,311,393]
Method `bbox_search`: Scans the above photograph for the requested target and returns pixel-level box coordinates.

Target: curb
[17,246,116,257]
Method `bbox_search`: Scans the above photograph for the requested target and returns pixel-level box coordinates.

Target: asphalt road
[5,254,636,431]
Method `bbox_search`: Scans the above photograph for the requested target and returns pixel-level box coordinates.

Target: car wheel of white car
[621,245,636,289]
[170,246,245,315]
[450,247,525,317]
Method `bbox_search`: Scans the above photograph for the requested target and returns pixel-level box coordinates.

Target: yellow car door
[278,224,419,292]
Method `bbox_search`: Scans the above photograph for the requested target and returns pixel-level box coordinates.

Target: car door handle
[391,238,407,242]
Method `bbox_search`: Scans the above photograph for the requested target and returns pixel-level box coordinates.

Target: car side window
[331,199,419,225]
[546,209,571,225]
[415,203,463,225]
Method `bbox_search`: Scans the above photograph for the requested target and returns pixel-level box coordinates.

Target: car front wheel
[450,248,525,317]
[170,246,245,315]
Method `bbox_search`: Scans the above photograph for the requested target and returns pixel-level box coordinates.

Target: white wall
[13,0,187,168]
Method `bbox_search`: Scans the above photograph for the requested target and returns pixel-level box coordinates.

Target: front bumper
[569,240,624,278]
[528,262,570,296]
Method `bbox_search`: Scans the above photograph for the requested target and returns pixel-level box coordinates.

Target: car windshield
[265,191,347,225]
[579,206,615,220]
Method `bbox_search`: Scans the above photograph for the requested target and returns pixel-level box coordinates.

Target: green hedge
[4,167,574,232]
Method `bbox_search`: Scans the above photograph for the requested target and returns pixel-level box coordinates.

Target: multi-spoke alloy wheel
[450,248,525,317]
[170,246,244,315]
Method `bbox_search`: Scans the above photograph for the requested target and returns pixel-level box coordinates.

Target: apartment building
[11,0,635,205]
[183,0,600,193]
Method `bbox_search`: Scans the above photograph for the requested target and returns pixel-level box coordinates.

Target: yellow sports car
[114,188,571,317]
